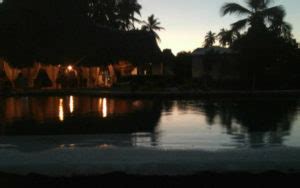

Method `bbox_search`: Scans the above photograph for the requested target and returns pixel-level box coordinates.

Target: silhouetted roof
[1,22,162,67]
[0,0,162,68]
[192,47,233,56]
[37,25,162,67]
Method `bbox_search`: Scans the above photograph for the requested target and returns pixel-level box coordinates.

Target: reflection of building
[0,97,163,135]
[1,97,153,123]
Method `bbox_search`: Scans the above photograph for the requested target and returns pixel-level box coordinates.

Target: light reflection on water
[102,98,107,118]
[1,96,145,123]
[69,96,74,114]
[97,98,108,118]
[0,97,300,151]
[59,98,64,122]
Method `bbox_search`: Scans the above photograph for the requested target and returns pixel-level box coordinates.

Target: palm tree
[269,13,293,40]
[221,0,290,35]
[87,0,119,28]
[118,0,142,30]
[142,14,164,42]
[218,28,241,47]
[203,31,216,48]
[218,29,231,47]
[87,0,142,30]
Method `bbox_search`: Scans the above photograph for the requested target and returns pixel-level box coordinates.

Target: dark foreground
[0,172,300,188]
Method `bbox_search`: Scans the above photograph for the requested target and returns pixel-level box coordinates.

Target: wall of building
[0,59,165,90]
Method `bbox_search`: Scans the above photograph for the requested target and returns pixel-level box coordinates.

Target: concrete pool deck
[0,146,300,177]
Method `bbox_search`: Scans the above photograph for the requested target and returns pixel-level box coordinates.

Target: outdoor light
[67,65,73,71]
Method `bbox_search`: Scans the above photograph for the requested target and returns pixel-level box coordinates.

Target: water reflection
[97,98,108,118]
[69,96,74,114]
[173,99,299,148]
[0,96,161,135]
[0,97,300,150]
[102,98,107,118]
[59,98,64,122]
[0,96,156,123]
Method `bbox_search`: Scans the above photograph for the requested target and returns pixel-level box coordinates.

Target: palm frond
[273,21,293,39]
[263,0,274,8]
[231,18,249,31]
[263,5,286,19]
[152,25,165,31]
[281,22,293,39]
[221,3,251,16]
[247,0,263,10]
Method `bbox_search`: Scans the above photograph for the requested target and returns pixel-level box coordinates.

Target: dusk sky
[139,0,300,54]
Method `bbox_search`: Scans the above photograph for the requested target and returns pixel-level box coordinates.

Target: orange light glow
[69,96,74,113]
[103,98,107,118]
[59,98,64,122]
[98,98,103,115]
[98,98,108,118]
[67,65,73,71]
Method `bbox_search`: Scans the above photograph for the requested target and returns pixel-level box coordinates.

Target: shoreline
[2,89,300,98]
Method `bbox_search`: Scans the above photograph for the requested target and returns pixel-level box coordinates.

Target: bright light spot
[103,98,107,118]
[59,98,64,122]
[67,65,73,71]
[98,98,108,118]
[69,96,74,113]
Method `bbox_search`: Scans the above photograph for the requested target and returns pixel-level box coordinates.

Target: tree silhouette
[217,28,240,47]
[118,0,142,30]
[219,0,299,90]
[200,99,298,147]
[269,12,293,40]
[203,31,216,48]
[221,0,291,37]
[87,0,142,30]
[142,14,164,42]
[173,51,192,80]
[88,0,119,28]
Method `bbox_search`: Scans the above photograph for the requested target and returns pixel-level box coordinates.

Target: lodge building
[0,28,163,89]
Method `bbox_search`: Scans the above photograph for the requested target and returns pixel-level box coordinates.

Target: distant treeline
[161,47,300,90]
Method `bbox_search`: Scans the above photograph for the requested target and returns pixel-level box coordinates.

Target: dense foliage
[202,0,300,90]
[0,0,162,67]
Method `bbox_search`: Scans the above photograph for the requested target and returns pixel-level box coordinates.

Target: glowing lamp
[67,65,73,71]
